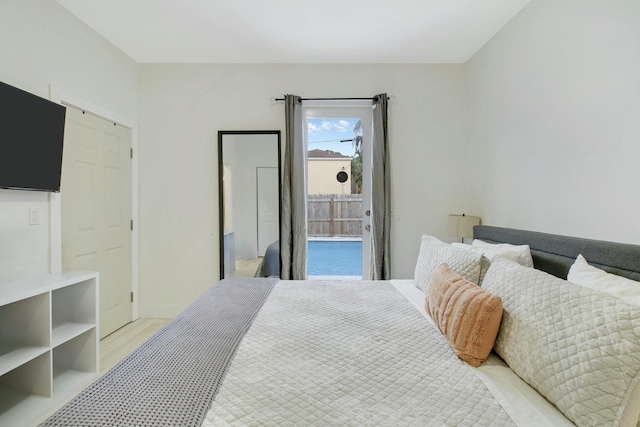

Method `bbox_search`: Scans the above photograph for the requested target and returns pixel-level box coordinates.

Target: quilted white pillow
[568,254,640,306]
[471,239,534,268]
[451,243,491,286]
[483,257,640,427]
[452,241,536,286]
[414,235,482,293]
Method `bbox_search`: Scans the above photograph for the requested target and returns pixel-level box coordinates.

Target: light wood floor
[230,258,262,278]
[100,318,171,375]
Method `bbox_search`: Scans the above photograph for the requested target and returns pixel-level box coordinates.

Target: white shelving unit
[0,271,98,427]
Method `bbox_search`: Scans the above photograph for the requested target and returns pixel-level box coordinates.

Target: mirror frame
[217,130,282,280]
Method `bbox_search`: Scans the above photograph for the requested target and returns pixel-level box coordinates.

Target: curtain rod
[274,97,379,102]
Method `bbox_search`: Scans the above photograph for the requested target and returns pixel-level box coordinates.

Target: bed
[40,226,640,427]
[260,240,280,277]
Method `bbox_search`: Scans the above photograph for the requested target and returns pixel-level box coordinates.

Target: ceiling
[56,0,530,64]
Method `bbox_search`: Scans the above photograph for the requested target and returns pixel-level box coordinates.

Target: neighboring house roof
[308,149,352,159]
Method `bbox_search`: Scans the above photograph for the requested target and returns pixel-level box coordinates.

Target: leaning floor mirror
[218,131,281,280]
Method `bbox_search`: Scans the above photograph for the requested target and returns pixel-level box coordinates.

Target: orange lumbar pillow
[425,263,503,367]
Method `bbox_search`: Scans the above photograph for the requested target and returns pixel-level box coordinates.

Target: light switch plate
[29,208,40,225]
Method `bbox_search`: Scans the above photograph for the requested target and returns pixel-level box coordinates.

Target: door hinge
[131,292,134,303]
[130,148,133,159]
[130,220,134,231]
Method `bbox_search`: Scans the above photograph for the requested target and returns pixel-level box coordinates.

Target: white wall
[466,0,640,244]
[0,0,138,283]
[7,0,636,321]
[9,0,636,321]
[138,64,467,316]
[7,0,635,321]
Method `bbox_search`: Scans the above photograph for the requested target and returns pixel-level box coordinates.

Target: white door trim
[48,85,139,320]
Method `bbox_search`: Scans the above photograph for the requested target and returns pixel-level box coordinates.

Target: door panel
[61,107,132,338]
[257,167,279,256]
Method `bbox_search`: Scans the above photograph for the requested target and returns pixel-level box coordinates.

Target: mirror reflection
[218,131,281,279]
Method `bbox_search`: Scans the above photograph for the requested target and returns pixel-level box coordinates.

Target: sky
[307,118,360,157]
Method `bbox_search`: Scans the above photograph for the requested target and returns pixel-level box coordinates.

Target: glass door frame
[302,100,374,279]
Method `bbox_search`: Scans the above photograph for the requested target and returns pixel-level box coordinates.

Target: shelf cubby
[0,352,52,426]
[52,278,96,348]
[0,271,98,427]
[53,329,97,396]
[0,292,50,377]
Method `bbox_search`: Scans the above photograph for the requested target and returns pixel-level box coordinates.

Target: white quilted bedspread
[203,280,516,426]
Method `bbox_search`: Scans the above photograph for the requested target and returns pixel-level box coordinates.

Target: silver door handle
[365,225,371,231]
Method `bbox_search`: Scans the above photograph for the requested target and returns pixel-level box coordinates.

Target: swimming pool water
[307,240,362,276]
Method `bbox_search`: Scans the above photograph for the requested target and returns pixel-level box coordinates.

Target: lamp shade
[448,214,481,239]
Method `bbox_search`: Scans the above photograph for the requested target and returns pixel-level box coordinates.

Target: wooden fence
[308,194,363,237]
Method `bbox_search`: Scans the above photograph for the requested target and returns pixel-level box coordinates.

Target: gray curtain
[280,95,307,280]
[370,93,391,280]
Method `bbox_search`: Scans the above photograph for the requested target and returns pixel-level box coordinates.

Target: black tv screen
[0,81,66,192]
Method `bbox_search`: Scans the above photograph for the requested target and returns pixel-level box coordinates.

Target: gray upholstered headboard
[473,226,640,282]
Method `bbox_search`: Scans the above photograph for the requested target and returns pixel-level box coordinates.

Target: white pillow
[568,254,640,306]
[414,235,482,293]
[451,242,474,251]
[483,257,640,427]
[471,239,534,268]
[451,243,491,286]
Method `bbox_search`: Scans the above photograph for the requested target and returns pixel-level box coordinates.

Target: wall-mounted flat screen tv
[0,81,66,192]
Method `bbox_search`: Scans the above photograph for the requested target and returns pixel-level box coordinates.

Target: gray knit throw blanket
[40,278,278,427]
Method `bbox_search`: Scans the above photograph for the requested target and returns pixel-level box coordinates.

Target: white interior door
[61,107,132,338]
[257,167,279,256]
